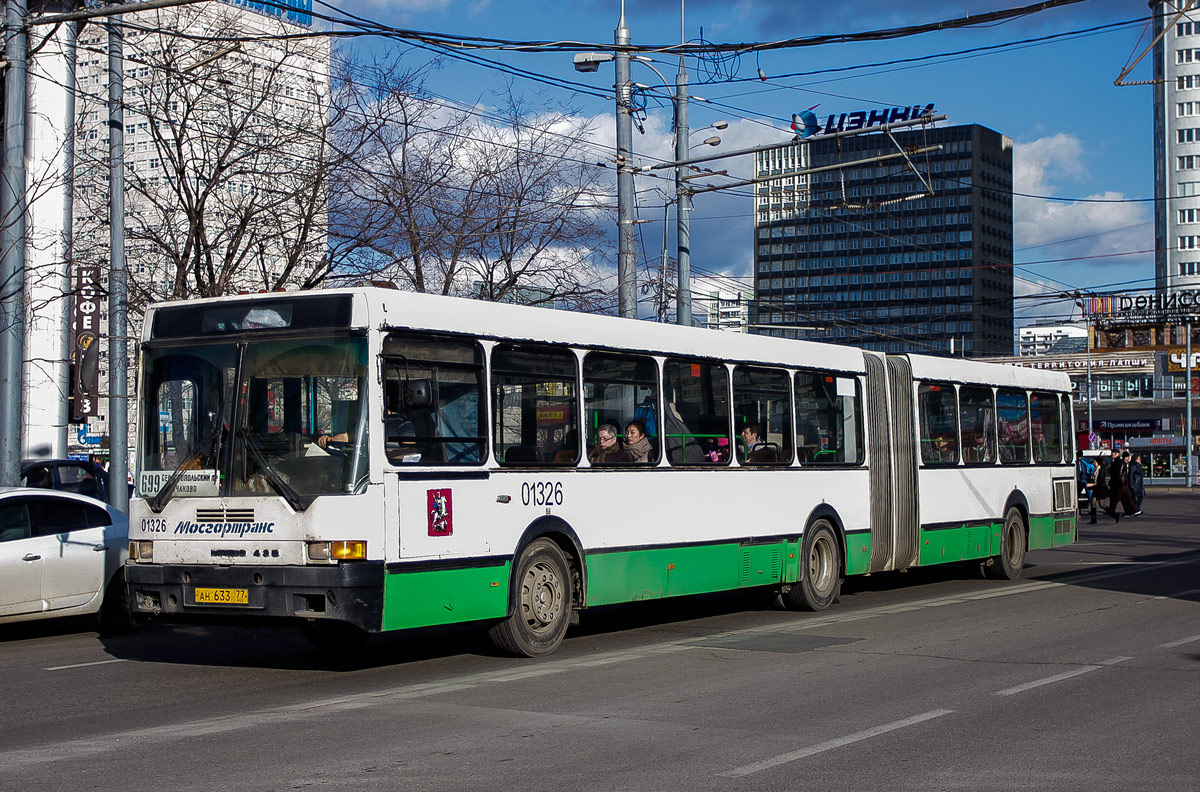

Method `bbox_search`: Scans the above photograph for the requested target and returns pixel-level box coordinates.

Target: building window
[1180,21,1197,36]
[1180,208,1200,224]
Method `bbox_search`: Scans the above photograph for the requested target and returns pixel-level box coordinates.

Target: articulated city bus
[126,287,1077,656]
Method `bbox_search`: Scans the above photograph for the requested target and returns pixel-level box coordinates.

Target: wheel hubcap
[809,536,834,595]
[522,561,562,630]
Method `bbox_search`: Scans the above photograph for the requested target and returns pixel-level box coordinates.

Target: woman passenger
[623,419,653,463]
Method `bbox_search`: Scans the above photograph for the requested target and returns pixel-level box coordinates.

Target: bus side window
[959,385,996,464]
[662,358,730,465]
[733,365,792,465]
[582,352,659,465]
[917,381,959,465]
[997,389,1030,464]
[795,370,863,465]
[492,343,577,466]
[381,333,487,466]
[1031,391,1064,464]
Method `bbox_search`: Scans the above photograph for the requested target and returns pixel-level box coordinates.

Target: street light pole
[674,6,691,328]
[613,5,637,319]
[1,0,29,486]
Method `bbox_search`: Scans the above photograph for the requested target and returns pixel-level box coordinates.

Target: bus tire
[986,507,1027,581]
[488,538,572,658]
[783,519,841,612]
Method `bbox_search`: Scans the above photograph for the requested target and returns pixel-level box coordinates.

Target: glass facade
[751,124,1014,356]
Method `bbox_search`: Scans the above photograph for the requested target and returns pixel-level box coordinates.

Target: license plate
[194,587,249,605]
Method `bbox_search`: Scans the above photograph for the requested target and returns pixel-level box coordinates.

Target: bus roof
[145,287,1069,391]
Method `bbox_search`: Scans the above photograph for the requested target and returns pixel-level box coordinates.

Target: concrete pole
[24,10,76,459]
[1,0,29,485]
[614,5,637,319]
[674,1,691,327]
[108,16,129,511]
[1188,322,1194,489]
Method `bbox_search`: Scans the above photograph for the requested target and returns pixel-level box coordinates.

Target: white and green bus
[126,287,1078,656]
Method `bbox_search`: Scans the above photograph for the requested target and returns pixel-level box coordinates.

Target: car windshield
[138,336,370,500]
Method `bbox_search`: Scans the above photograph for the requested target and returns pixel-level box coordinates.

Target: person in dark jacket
[1104,452,1137,522]
[1128,452,1146,515]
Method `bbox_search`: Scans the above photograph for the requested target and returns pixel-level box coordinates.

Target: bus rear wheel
[985,507,1027,581]
[488,538,573,658]
[783,519,841,612]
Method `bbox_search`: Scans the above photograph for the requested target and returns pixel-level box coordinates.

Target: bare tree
[70,4,332,316]
[328,56,615,312]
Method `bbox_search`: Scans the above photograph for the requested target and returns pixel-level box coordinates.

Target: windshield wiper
[237,425,310,513]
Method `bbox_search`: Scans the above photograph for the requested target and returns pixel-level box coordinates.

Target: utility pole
[674,1,691,327]
[613,3,637,319]
[1,0,29,486]
[108,15,129,511]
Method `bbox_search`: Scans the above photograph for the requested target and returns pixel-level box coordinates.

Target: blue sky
[326,0,1159,330]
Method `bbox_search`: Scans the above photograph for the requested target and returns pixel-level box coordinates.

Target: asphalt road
[2,492,1198,791]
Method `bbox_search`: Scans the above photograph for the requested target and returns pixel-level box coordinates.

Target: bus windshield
[138,336,370,502]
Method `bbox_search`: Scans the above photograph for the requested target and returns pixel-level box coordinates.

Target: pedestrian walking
[1076,450,1098,524]
[1129,453,1146,515]
[1104,452,1137,522]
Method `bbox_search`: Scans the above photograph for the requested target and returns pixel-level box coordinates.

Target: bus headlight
[129,541,154,561]
[307,541,367,562]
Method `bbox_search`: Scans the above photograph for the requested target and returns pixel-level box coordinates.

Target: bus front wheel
[784,519,841,612]
[985,507,1027,581]
[488,538,573,658]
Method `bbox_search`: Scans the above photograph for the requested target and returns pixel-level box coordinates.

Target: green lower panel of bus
[918,513,1076,566]
[1031,513,1077,549]
[845,533,872,576]
[382,562,511,631]
[584,540,799,607]
[919,522,1000,566]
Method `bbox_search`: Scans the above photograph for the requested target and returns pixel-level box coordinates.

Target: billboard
[70,263,103,420]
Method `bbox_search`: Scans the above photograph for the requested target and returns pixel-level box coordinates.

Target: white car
[0,487,134,631]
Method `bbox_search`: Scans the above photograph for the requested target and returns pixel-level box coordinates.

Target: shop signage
[1014,356,1152,371]
[1127,436,1180,448]
[1167,349,1200,372]
[1088,291,1200,317]
[1094,419,1162,431]
[70,262,103,420]
[817,103,936,135]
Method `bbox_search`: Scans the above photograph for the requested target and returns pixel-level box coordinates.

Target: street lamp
[574,11,718,325]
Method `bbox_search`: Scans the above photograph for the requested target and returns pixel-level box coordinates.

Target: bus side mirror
[404,379,432,410]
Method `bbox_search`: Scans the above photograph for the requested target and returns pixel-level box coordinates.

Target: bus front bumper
[125,561,385,632]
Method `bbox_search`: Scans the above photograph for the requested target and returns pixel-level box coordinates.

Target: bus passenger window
[583,352,659,465]
[1031,391,1064,464]
[997,389,1030,464]
[381,334,486,465]
[492,343,577,466]
[662,359,730,465]
[795,370,863,465]
[733,365,792,465]
[918,382,959,465]
[959,386,996,464]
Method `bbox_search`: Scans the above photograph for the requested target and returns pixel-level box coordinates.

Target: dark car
[19,459,129,502]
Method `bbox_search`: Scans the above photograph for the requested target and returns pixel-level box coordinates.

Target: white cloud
[1012,133,1151,264]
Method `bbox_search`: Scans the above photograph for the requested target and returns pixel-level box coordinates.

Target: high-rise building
[62,0,329,456]
[1152,1,1200,294]
[691,276,753,332]
[752,123,1014,356]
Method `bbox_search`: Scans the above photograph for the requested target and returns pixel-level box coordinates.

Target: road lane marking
[1159,634,1200,648]
[1151,588,1200,601]
[994,656,1132,697]
[720,709,955,778]
[44,659,128,672]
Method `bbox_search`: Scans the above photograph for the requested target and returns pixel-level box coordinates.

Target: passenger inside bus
[740,422,780,464]
[622,420,653,463]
